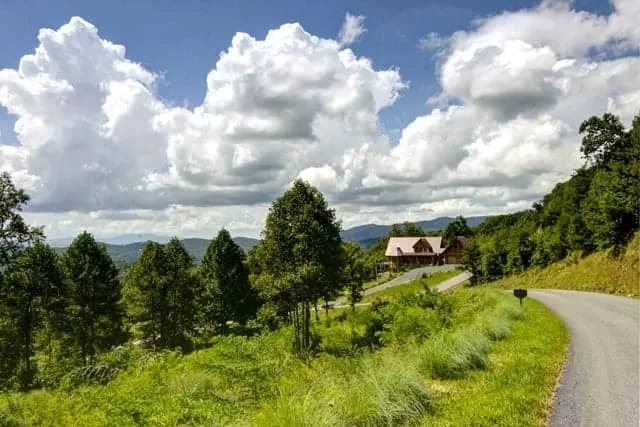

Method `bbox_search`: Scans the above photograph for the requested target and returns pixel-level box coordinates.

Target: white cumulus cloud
[1,0,639,239]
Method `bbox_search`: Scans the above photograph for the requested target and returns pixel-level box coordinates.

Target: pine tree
[164,238,198,349]
[199,229,258,329]
[125,240,199,350]
[123,242,168,349]
[63,232,125,363]
[0,243,65,390]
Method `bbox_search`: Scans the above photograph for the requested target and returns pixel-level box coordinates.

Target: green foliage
[0,243,66,390]
[199,229,258,327]
[164,238,199,347]
[123,239,197,351]
[0,172,44,271]
[64,232,126,363]
[468,113,639,284]
[489,232,640,298]
[0,288,565,426]
[341,241,366,310]
[461,239,481,285]
[362,269,461,303]
[419,330,490,379]
[442,215,472,246]
[254,179,342,356]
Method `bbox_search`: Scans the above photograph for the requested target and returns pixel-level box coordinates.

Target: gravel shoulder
[529,290,640,427]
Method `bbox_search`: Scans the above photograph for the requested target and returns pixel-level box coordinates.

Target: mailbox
[513,288,527,305]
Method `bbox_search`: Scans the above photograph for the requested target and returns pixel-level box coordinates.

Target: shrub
[378,306,439,345]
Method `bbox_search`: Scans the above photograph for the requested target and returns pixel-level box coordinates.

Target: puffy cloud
[338,13,366,46]
[0,17,404,214]
[2,1,640,239]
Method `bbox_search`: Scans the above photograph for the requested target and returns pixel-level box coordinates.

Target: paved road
[366,264,461,295]
[433,271,472,292]
[330,267,468,307]
[530,290,640,427]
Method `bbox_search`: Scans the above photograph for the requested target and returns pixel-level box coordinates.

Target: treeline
[0,176,369,391]
[463,113,640,284]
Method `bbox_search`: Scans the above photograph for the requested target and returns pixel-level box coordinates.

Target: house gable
[412,238,433,253]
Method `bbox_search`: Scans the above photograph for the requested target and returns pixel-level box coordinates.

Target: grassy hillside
[488,233,640,298]
[0,287,567,426]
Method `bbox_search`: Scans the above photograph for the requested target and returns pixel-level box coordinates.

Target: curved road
[530,290,640,427]
[330,265,464,307]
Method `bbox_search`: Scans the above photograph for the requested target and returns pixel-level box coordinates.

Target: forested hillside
[463,113,640,285]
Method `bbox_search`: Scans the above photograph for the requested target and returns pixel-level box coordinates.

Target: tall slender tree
[341,241,366,312]
[124,242,168,349]
[63,232,125,363]
[164,238,198,348]
[255,180,342,356]
[125,240,199,350]
[0,243,65,389]
[199,229,258,328]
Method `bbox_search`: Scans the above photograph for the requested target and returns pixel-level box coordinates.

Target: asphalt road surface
[530,290,640,427]
[330,266,468,307]
[367,264,461,295]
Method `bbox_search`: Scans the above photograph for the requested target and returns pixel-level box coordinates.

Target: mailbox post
[513,288,527,306]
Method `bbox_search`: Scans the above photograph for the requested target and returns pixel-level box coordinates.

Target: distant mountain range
[50,216,488,264]
[51,237,260,265]
[340,216,489,244]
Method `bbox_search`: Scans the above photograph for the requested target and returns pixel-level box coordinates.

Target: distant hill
[339,216,489,244]
[50,216,487,265]
[53,237,259,265]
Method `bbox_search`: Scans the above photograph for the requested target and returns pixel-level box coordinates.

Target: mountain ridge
[50,216,489,264]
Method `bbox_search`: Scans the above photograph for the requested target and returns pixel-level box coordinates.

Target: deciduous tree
[255,180,342,356]
[442,216,472,247]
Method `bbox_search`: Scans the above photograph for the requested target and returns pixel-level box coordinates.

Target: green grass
[420,297,569,426]
[488,233,640,298]
[362,268,462,302]
[0,289,567,426]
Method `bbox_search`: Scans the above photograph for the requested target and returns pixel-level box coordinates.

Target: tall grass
[0,289,531,426]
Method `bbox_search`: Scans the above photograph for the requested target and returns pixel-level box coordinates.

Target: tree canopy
[199,229,258,327]
[465,112,640,283]
[254,179,342,355]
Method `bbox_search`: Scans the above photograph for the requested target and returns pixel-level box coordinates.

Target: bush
[378,306,439,345]
[256,302,282,331]
[317,324,361,357]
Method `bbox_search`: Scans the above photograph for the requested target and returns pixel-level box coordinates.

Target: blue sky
[0,0,610,143]
[0,0,637,239]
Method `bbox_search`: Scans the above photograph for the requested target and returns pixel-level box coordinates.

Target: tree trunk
[314,300,319,321]
[303,303,311,353]
[22,301,32,390]
[292,305,301,354]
